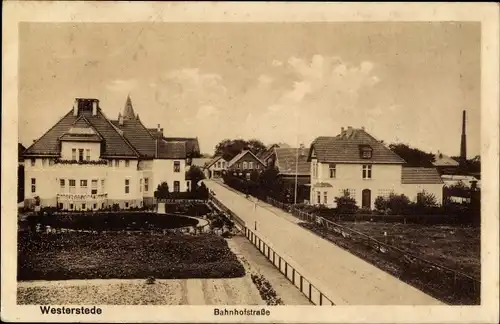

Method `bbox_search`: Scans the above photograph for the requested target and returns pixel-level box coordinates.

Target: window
[139,179,143,192]
[329,164,336,178]
[91,180,98,194]
[108,159,113,167]
[256,163,260,169]
[222,161,226,168]
[217,161,221,168]
[31,178,36,193]
[323,191,328,204]
[115,160,120,167]
[144,178,149,192]
[78,149,84,162]
[246,173,251,180]
[72,149,76,160]
[69,179,76,193]
[125,160,130,167]
[125,179,130,194]
[60,179,65,189]
[42,159,47,166]
[86,149,91,161]
[31,158,35,167]
[312,161,318,178]
[360,145,373,159]
[174,161,180,172]
[80,180,88,188]
[249,162,253,169]
[93,204,97,209]
[101,180,105,192]
[236,162,241,169]
[173,181,180,192]
[243,162,248,169]
[101,203,105,209]
[70,203,74,210]
[125,202,129,208]
[82,203,86,210]
[362,165,372,179]
[316,191,321,204]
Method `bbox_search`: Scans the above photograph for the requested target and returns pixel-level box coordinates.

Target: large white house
[308,127,444,209]
[23,96,190,210]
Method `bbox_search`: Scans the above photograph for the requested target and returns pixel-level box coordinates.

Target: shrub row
[251,274,284,305]
[25,212,199,232]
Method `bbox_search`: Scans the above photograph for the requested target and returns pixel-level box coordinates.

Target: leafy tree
[451,155,481,174]
[154,182,170,199]
[387,193,411,214]
[416,190,438,207]
[185,165,205,190]
[258,166,283,199]
[388,143,435,167]
[214,138,266,161]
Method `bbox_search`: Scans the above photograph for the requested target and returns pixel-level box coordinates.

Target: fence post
[308,283,312,302]
[320,293,323,306]
[273,251,275,265]
[292,268,295,284]
[300,275,303,292]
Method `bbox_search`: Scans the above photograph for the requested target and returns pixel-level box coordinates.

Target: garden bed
[25,212,199,232]
[299,222,480,305]
[18,232,245,281]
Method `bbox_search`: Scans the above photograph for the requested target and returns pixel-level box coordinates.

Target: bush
[416,190,438,207]
[387,193,411,215]
[334,190,358,214]
[374,196,389,212]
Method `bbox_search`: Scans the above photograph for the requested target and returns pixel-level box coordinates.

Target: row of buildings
[21,96,200,211]
[20,96,477,211]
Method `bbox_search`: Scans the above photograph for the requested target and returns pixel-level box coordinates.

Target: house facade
[23,96,189,210]
[227,150,266,176]
[308,127,444,209]
[205,156,229,179]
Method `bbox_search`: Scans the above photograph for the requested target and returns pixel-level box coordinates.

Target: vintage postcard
[1,1,499,323]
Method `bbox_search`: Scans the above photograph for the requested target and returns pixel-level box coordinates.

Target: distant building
[204,156,229,179]
[227,150,266,179]
[265,145,311,203]
[432,151,459,175]
[23,96,190,210]
[308,126,444,209]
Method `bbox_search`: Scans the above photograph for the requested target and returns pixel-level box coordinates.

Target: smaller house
[266,145,311,203]
[227,150,266,179]
[432,151,459,175]
[205,156,229,179]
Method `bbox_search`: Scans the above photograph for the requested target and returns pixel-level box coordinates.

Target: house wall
[24,157,143,209]
[401,183,444,205]
[309,159,444,208]
[61,142,101,160]
[151,159,188,193]
[310,160,402,209]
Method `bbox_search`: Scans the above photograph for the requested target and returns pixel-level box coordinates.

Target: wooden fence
[266,197,481,300]
[208,193,334,305]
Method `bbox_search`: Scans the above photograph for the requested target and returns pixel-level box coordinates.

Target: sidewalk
[204,179,444,305]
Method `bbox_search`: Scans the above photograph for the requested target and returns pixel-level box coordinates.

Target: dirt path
[226,234,311,305]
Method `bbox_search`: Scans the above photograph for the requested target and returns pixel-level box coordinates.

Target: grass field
[300,221,480,305]
[18,232,245,281]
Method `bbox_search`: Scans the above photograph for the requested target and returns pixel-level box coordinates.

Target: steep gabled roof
[111,119,156,158]
[309,128,405,164]
[227,150,265,167]
[157,140,186,159]
[205,155,225,168]
[432,153,459,167]
[24,108,139,158]
[274,147,310,176]
[401,167,444,184]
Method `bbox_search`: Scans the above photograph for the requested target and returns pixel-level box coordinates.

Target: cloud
[196,105,219,119]
[106,79,138,93]
[272,59,283,67]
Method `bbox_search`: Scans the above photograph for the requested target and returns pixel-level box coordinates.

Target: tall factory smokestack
[460,110,467,165]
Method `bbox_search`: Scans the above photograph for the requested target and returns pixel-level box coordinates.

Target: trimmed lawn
[18,232,245,281]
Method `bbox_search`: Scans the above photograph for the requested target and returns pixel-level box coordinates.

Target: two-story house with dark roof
[308,126,444,209]
[23,96,190,210]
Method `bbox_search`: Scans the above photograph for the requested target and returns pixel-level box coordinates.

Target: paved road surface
[205,180,444,305]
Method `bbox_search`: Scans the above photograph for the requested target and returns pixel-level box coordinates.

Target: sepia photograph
[2,1,499,323]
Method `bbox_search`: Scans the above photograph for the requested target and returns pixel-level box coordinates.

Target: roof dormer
[359,144,373,159]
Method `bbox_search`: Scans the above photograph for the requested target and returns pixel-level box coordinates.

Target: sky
[19,22,480,157]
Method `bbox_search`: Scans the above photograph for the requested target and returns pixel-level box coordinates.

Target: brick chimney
[92,100,98,116]
[346,126,353,138]
[460,110,467,165]
[73,99,78,116]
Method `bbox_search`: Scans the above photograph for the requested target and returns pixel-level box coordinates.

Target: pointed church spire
[123,95,136,120]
